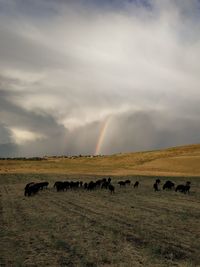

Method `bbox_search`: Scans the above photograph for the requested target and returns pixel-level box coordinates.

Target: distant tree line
[0,157,46,161]
[0,154,104,160]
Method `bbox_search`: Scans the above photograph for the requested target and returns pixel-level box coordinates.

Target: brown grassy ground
[1,144,200,176]
[0,145,200,266]
[0,174,200,267]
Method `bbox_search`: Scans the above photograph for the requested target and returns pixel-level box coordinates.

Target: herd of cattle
[153,179,191,193]
[24,178,191,197]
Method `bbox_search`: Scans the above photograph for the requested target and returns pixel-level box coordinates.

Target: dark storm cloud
[77,111,200,155]
[0,122,18,157]
[0,143,18,157]
[106,111,200,154]
[0,0,200,156]
[0,88,69,157]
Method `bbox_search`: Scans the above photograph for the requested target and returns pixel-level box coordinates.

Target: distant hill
[1,144,200,176]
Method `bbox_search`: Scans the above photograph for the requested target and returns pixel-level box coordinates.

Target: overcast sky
[0,0,200,157]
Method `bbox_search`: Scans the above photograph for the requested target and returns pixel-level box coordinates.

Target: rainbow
[95,116,111,155]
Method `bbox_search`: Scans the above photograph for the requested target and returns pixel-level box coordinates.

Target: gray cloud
[99,111,200,154]
[0,123,13,144]
[0,122,18,156]
[0,0,200,156]
[0,88,69,157]
[65,110,200,156]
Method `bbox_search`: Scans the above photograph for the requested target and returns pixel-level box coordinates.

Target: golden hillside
[1,144,200,176]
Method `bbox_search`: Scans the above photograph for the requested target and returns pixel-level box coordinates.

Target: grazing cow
[96,180,102,188]
[24,182,34,189]
[24,181,49,196]
[134,181,139,188]
[25,183,40,196]
[54,181,62,188]
[125,180,131,186]
[24,182,34,196]
[37,182,49,190]
[176,182,191,194]
[88,181,96,190]
[63,181,70,190]
[153,179,161,192]
[156,179,161,184]
[118,181,126,187]
[184,181,191,193]
[75,181,80,188]
[108,184,115,194]
[54,181,65,192]
[69,181,79,189]
[163,180,175,190]
[84,182,88,189]
[175,184,185,193]
[101,181,109,189]
[43,182,49,189]
[184,185,190,193]
[102,178,107,183]
[153,178,161,192]
[24,182,34,190]
[69,181,74,189]
[153,182,159,192]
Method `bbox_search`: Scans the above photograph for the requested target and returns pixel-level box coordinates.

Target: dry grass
[0,174,200,267]
[0,144,200,266]
[1,144,200,176]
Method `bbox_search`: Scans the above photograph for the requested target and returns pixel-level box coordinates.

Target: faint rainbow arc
[95,116,111,155]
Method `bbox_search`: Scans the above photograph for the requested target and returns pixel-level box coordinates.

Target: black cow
[175,184,185,193]
[25,183,40,196]
[156,179,161,184]
[176,182,191,194]
[125,180,131,186]
[134,181,139,188]
[163,180,175,190]
[153,182,159,192]
[54,181,65,192]
[24,182,34,196]
[118,181,126,187]
[69,181,79,189]
[37,182,49,190]
[108,184,115,194]
[63,181,70,190]
[184,181,191,193]
[84,182,88,189]
[95,180,102,188]
[54,181,62,188]
[153,178,161,192]
[101,181,109,189]
[88,181,96,190]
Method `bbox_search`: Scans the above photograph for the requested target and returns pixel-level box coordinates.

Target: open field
[0,145,200,266]
[0,173,200,267]
[1,144,200,176]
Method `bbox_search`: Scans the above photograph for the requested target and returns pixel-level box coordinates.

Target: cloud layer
[0,0,200,156]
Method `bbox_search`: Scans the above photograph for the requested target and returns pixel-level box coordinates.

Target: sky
[0,0,200,157]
